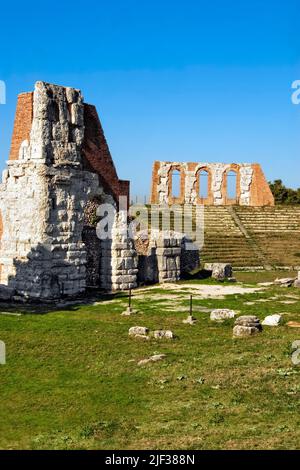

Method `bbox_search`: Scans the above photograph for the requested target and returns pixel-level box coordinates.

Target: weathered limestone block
[210,309,237,322]
[156,232,182,283]
[233,315,262,337]
[211,164,227,205]
[239,165,253,206]
[233,325,260,337]
[262,314,282,326]
[153,330,174,339]
[138,354,166,366]
[129,326,149,336]
[274,277,295,287]
[204,263,233,280]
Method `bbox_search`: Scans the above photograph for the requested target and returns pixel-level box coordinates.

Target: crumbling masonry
[2,82,275,302]
[0,82,138,300]
[150,161,274,206]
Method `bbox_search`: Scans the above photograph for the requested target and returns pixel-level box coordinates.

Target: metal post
[183,294,196,324]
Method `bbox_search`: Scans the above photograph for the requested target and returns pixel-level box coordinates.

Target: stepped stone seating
[146,205,300,269]
[234,207,300,267]
[200,207,263,267]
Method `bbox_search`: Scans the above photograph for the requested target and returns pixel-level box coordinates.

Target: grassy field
[0,271,300,450]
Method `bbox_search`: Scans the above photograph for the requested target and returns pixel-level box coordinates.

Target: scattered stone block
[210,309,236,322]
[153,330,174,339]
[262,314,282,326]
[233,315,262,337]
[138,354,166,366]
[128,326,149,337]
[274,278,295,287]
[204,263,233,281]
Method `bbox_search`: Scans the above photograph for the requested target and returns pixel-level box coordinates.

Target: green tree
[269,180,300,205]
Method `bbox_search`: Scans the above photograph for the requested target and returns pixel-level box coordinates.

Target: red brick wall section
[82,104,130,205]
[150,161,161,203]
[9,92,33,161]
[250,164,275,206]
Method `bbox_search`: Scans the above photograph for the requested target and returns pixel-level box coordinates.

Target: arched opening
[198,169,209,199]
[171,169,181,198]
[227,170,237,200]
[82,197,102,287]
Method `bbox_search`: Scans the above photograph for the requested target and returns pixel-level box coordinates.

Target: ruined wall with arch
[0,81,137,301]
[150,161,274,206]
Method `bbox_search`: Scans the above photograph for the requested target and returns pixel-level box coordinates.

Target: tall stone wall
[0,81,135,301]
[150,161,274,207]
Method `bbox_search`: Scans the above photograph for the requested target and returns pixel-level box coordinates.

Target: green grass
[0,273,300,450]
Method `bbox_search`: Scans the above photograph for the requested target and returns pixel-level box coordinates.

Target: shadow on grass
[0,289,130,315]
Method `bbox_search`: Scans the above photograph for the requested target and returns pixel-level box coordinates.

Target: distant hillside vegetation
[269,179,300,205]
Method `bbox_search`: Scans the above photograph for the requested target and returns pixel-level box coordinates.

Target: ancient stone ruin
[0,82,192,302]
[0,81,139,301]
[150,161,274,206]
[0,81,291,303]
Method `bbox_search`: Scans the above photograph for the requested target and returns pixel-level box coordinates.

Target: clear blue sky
[0,0,299,199]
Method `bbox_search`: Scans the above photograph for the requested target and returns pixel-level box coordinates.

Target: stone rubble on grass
[152,330,174,339]
[138,354,166,366]
[274,277,296,287]
[128,326,149,337]
[233,315,262,337]
[128,326,175,340]
[262,314,282,326]
[204,263,233,281]
[210,309,237,322]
